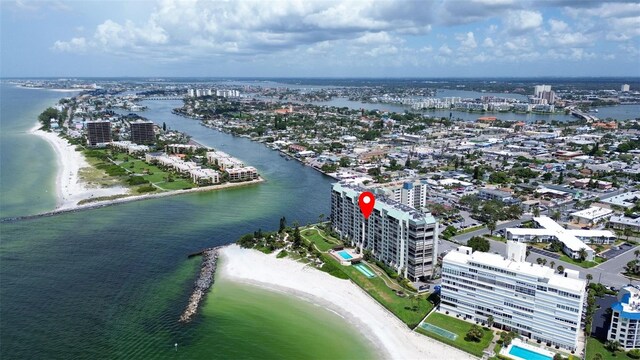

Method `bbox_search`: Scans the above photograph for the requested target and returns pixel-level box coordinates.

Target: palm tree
[586,273,593,286]
[625,228,634,241]
[557,265,565,274]
[550,261,555,269]
[487,315,494,328]
[533,206,541,217]
[537,257,543,265]
[635,249,640,259]
[487,221,497,236]
[541,258,547,266]
[578,247,588,262]
[605,340,621,353]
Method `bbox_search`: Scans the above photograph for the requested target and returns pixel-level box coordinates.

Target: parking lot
[529,247,560,259]
[600,243,635,260]
[591,295,617,340]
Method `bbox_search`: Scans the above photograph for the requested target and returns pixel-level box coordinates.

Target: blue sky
[1,0,639,77]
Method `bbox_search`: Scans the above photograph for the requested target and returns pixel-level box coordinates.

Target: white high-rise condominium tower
[440,241,586,351]
[330,182,439,281]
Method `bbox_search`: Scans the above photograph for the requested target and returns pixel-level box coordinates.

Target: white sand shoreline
[28,124,265,215]
[30,123,130,210]
[218,245,476,360]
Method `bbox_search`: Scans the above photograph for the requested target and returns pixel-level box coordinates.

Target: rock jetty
[179,247,220,323]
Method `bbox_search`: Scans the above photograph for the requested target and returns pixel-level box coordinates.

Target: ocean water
[0,84,375,359]
[0,84,74,217]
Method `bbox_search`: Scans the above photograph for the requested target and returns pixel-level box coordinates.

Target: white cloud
[548,19,568,32]
[53,37,87,52]
[457,32,477,49]
[483,37,495,48]
[504,10,543,34]
[439,44,453,55]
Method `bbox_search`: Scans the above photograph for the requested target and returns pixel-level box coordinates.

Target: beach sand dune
[219,244,476,360]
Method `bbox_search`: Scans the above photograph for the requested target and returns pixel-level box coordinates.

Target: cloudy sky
[1,0,639,77]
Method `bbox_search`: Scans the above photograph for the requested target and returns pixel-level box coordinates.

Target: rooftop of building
[333,182,436,224]
[506,216,614,252]
[612,286,640,320]
[600,191,640,208]
[570,206,613,220]
[443,247,585,293]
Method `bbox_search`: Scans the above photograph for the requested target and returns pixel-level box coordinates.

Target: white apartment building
[570,207,614,226]
[375,180,431,210]
[608,286,640,350]
[226,166,259,181]
[206,151,245,170]
[331,182,439,281]
[441,242,586,351]
[506,216,616,261]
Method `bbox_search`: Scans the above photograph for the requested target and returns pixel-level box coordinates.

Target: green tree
[486,315,494,328]
[578,247,588,261]
[489,171,509,184]
[592,353,604,360]
[487,220,497,236]
[635,249,640,259]
[533,206,541,217]
[468,236,490,252]
[557,265,565,274]
[586,273,593,286]
[38,107,61,130]
[339,157,351,167]
[162,122,167,131]
[550,261,555,269]
[542,172,553,181]
[367,167,381,177]
[556,172,564,184]
[465,325,484,342]
[553,354,563,360]
[279,216,287,233]
[293,226,302,247]
[473,166,481,180]
[604,340,621,353]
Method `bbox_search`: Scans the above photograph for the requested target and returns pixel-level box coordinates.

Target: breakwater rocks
[179,247,221,323]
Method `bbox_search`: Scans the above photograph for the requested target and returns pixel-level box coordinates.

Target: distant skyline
[1,0,639,78]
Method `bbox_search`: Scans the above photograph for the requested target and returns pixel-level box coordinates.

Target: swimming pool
[508,345,553,360]
[337,250,353,260]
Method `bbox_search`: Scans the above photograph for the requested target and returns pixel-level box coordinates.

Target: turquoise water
[338,250,353,260]
[0,84,77,217]
[0,84,376,359]
[509,345,553,360]
[353,263,376,278]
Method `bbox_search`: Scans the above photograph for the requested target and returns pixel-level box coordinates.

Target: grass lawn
[300,228,433,327]
[301,228,340,252]
[586,336,633,360]
[417,312,493,358]
[559,254,605,268]
[484,234,506,242]
[458,225,486,235]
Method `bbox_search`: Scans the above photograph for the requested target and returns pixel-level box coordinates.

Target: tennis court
[419,323,458,340]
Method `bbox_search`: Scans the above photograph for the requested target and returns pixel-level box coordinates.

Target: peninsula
[28,88,263,215]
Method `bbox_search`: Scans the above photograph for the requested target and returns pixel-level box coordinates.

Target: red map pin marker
[358,191,375,219]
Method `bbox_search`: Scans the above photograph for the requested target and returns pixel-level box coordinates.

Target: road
[451,215,533,243]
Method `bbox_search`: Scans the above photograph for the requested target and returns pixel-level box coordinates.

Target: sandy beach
[30,124,129,210]
[219,245,475,360]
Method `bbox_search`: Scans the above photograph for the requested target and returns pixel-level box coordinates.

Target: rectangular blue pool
[508,345,553,360]
[337,250,353,260]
